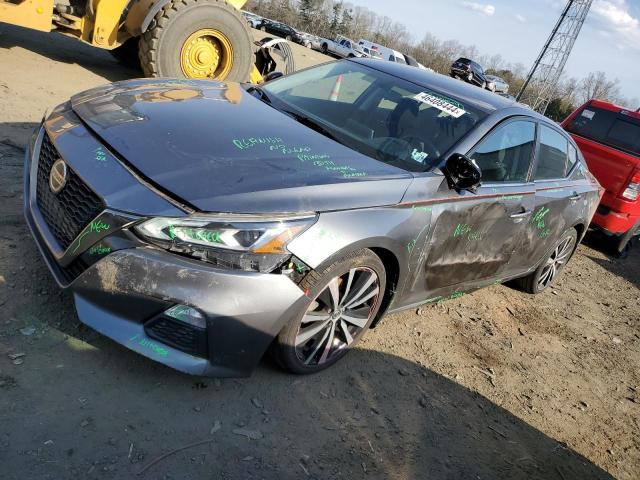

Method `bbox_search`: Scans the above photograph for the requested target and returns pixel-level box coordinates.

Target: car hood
[70,79,413,214]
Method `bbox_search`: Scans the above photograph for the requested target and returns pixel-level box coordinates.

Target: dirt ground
[1,24,639,480]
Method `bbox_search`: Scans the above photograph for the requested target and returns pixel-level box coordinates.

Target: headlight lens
[135,215,315,272]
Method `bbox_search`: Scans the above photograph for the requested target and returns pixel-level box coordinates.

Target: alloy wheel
[538,235,575,289]
[295,267,380,366]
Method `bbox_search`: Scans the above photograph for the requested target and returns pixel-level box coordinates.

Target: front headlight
[135,214,316,273]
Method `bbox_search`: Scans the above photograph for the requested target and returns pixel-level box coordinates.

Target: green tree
[338,7,353,36]
[545,98,574,123]
[329,2,342,38]
[298,0,315,30]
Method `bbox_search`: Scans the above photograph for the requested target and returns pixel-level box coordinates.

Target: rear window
[566,106,640,156]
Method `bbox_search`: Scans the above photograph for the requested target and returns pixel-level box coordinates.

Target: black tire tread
[515,228,578,294]
[138,0,253,80]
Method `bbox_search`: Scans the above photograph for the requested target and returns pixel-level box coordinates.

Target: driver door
[406,118,537,303]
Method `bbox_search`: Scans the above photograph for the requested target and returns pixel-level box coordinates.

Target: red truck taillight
[621,170,640,201]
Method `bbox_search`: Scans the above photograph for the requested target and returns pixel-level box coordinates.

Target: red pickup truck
[562,100,640,253]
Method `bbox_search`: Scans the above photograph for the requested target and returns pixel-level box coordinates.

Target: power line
[517,0,593,114]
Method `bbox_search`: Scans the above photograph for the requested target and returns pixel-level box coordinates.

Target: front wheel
[272,249,386,374]
[321,43,328,54]
[467,72,473,82]
[516,229,578,294]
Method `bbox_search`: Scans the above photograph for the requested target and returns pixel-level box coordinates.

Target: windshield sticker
[411,149,429,163]
[581,109,595,120]
[413,92,466,118]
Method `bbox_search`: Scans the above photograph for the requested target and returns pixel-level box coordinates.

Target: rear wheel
[516,229,577,294]
[139,0,253,82]
[272,249,386,374]
[467,72,473,82]
[614,220,640,256]
[321,43,328,54]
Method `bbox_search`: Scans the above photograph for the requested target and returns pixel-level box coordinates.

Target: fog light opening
[164,305,206,329]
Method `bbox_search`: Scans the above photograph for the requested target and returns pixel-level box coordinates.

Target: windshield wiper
[246,85,273,105]
[281,108,341,143]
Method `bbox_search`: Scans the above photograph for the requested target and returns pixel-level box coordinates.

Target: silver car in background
[485,74,509,94]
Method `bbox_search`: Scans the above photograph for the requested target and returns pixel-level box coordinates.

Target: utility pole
[517,0,593,114]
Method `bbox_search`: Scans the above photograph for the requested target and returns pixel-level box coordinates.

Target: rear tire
[467,72,473,82]
[139,0,253,82]
[614,220,640,256]
[321,43,328,54]
[272,249,386,374]
[110,37,141,69]
[516,228,578,294]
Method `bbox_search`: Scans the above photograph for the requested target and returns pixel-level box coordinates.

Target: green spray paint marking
[71,220,110,254]
[128,334,168,357]
[453,223,483,241]
[232,137,283,150]
[95,147,107,162]
[530,206,550,229]
[407,224,430,254]
[421,291,465,306]
[168,225,222,244]
[501,194,524,201]
[411,205,433,212]
[89,245,111,255]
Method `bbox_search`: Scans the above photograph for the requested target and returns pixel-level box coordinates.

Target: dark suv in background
[451,57,490,90]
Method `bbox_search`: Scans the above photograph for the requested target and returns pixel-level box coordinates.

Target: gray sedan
[25,60,600,377]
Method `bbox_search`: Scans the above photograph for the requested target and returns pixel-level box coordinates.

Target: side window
[469,120,536,183]
[567,144,578,175]
[536,125,569,180]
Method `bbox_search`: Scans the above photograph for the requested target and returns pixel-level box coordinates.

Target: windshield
[260,61,485,172]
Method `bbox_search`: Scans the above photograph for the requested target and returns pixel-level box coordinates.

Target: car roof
[350,58,532,116]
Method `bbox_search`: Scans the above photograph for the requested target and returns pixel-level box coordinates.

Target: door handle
[510,210,532,219]
[569,192,581,201]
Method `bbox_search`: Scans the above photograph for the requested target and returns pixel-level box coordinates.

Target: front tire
[139,0,253,82]
[272,249,386,374]
[516,228,578,294]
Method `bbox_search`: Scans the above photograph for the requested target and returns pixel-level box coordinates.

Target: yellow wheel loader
[0,0,294,83]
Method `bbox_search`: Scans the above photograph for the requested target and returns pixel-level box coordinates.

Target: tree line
[246,0,638,121]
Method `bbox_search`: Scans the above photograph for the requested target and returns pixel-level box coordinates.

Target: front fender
[287,207,418,301]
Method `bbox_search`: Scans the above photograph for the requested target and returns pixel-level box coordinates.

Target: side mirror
[263,71,284,82]
[444,153,482,193]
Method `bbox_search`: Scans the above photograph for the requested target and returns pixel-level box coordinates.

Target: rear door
[564,105,640,197]
[515,123,587,270]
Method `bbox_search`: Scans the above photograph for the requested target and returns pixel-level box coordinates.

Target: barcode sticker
[413,92,466,118]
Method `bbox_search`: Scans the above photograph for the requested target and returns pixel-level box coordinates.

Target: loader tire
[110,37,141,69]
[139,0,254,82]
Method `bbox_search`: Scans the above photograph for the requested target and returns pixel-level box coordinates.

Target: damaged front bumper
[24,120,308,378]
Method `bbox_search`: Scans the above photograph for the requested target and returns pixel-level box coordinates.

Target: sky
[350,0,639,105]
